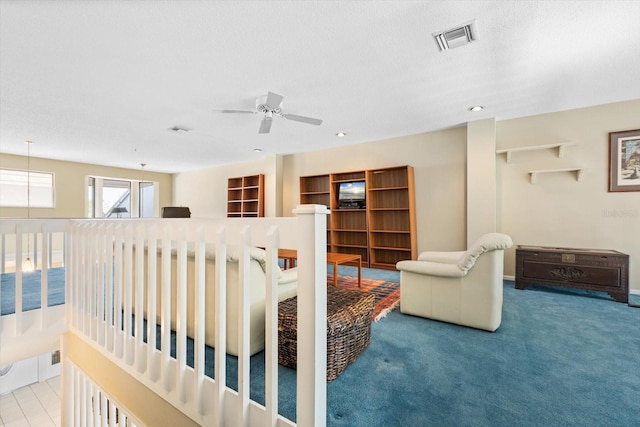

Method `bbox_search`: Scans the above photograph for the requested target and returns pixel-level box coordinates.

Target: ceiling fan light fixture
[433,20,478,51]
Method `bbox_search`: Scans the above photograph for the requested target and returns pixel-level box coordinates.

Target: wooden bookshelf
[299,165,416,270]
[300,174,332,250]
[330,171,368,264]
[227,174,264,217]
[366,166,417,269]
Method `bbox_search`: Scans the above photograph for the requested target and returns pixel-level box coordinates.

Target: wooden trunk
[515,245,629,303]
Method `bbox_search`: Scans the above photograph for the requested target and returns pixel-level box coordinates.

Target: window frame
[0,167,56,208]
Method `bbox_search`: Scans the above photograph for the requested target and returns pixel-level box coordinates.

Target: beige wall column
[264,154,283,217]
[467,118,497,245]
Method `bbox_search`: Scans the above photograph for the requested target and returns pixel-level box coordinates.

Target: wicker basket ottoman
[278,285,375,382]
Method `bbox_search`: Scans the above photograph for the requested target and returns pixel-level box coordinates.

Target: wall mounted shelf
[528,168,584,184]
[496,142,577,163]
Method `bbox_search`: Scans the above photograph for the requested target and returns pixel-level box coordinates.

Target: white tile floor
[0,376,61,427]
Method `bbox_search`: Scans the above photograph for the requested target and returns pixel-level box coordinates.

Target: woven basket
[278,285,375,382]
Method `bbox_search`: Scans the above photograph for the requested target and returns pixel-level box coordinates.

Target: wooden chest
[515,245,629,303]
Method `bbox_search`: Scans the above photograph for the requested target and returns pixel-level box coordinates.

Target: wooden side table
[277,250,362,287]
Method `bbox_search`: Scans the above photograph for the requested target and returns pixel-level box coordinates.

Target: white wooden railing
[63,360,144,427]
[0,218,68,365]
[1,205,329,426]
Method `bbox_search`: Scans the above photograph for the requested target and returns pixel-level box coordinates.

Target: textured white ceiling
[1,1,639,173]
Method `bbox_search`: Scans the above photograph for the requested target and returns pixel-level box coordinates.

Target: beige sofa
[138,246,297,356]
[395,233,512,332]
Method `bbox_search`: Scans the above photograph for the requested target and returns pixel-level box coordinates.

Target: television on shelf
[338,181,366,209]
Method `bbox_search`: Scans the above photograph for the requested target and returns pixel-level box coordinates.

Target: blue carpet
[0,267,65,315]
[175,271,640,426]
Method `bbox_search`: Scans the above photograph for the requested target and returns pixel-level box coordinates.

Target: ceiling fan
[219,91,323,134]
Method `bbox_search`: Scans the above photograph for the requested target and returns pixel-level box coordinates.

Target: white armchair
[396,233,513,332]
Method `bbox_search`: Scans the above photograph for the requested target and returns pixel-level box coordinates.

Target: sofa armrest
[417,251,465,263]
[396,260,466,278]
[278,267,298,285]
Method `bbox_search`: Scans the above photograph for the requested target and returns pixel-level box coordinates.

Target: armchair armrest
[278,267,298,285]
[396,260,466,278]
[417,251,465,264]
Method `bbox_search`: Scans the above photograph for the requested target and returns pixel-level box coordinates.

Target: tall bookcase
[366,166,417,269]
[299,174,332,251]
[227,174,265,217]
[330,171,369,264]
[299,165,416,270]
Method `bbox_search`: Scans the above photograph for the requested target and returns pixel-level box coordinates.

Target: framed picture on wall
[608,129,640,192]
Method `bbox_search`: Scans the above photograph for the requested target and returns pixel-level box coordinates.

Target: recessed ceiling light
[336,132,346,137]
[253,148,262,153]
[469,105,484,112]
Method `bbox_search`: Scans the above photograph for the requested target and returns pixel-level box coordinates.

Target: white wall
[172,156,280,218]
[497,99,640,289]
[281,128,469,252]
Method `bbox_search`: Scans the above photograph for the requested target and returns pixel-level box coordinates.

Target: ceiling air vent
[433,20,478,51]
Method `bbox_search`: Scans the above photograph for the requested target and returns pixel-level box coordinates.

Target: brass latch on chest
[561,254,575,263]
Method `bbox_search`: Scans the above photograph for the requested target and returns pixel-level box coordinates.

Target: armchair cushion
[457,233,513,272]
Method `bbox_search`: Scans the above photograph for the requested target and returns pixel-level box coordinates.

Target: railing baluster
[14,224,24,334]
[265,227,280,426]
[194,226,206,415]
[176,224,187,402]
[123,223,134,365]
[161,226,172,392]
[90,223,98,341]
[105,224,114,352]
[213,227,227,427]
[41,225,49,329]
[146,225,158,382]
[135,223,146,373]
[97,224,106,347]
[237,225,251,427]
[113,224,124,358]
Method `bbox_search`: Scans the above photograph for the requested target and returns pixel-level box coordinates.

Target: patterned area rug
[328,275,400,321]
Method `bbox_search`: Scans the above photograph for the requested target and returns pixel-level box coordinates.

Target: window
[139,181,155,218]
[87,176,158,218]
[0,168,55,208]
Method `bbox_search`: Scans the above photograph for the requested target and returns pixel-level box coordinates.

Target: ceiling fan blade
[265,92,284,109]
[259,117,273,134]
[282,113,323,126]
[218,109,257,114]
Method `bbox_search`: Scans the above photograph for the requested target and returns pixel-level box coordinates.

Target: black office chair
[161,206,191,218]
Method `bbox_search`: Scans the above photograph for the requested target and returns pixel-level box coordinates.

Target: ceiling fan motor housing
[256,95,282,115]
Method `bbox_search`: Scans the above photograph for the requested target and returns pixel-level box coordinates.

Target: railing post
[293,204,329,427]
